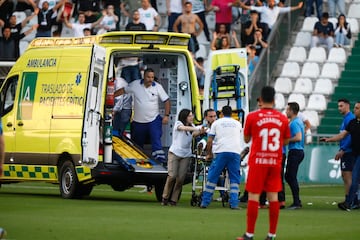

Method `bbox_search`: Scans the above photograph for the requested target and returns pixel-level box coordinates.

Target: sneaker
[351,204,360,210]
[338,202,351,211]
[161,198,168,206]
[236,234,253,240]
[169,200,177,206]
[287,204,302,210]
[200,204,207,209]
[230,206,241,210]
[264,236,276,240]
[279,201,286,209]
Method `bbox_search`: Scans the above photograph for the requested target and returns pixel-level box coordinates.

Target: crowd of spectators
[0,0,355,65]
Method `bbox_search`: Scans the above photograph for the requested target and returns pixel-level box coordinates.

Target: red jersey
[244,108,290,168]
[211,0,233,24]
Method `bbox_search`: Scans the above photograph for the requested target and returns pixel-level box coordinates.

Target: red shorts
[245,165,282,194]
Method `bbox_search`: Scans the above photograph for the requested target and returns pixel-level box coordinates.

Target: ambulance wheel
[59,161,80,199]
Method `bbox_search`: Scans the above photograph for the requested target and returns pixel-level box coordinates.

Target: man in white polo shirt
[118,68,171,165]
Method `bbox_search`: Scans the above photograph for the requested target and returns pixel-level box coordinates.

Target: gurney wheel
[190,192,198,206]
[222,191,229,207]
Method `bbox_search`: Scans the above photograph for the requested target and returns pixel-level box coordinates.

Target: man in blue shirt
[323,102,360,211]
[285,102,305,210]
[310,12,334,50]
[334,99,355,209]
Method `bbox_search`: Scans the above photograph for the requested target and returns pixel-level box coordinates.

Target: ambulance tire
[154,182,165,202]
[59,161,80,199]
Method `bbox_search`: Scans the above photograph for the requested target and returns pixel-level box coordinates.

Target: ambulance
[0,32,202,200]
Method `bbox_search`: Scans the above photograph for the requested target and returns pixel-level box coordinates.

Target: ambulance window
[93,73,99,87]
[1,75,18,115]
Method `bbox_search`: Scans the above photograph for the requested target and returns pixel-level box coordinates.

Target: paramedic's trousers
[201,152,241,208]
[131,115,166,163]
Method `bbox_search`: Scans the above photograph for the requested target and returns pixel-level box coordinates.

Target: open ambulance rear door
[81,44,106,168]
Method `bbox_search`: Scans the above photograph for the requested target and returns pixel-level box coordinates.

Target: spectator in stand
[334,14,351,47]
[123,9,145,82]
[36,0,65,37]
[173,1,203,54]
[0,25,37,60]
[310,12,334,51]
[211,30,240,50]
[83,27,92,36]
[328,0,345,18]
[211,23,230,50]
[96,5,119,35]
[37,0,62,36]
[190,0,211,42]
[239,0,257,24]
[120,0,142,22]
[103,0,121,30]
[0,0,15,28]
[305,0,323,19]
[247,45,258,77]
[15,0,37,12]
[138,0,161,31]
[166,0,184,32]
[6,9,38,56]
[239,0,303,31]
[63,12,104,37]
[125,9,146,31]
[249,29,268,56]
[194,56,205,95]
[77,0,101,24]
[241,10,269,47]
[209,0,238,34]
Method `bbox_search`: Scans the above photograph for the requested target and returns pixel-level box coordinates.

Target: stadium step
[319,39,360,134]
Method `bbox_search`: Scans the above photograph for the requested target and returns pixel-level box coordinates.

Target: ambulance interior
[109,51,194,155]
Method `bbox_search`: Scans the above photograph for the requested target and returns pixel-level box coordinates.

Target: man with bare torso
[173,1,203,53]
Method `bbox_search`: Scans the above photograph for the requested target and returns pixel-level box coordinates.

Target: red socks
[269,201,280,235]
[246,200,259,234]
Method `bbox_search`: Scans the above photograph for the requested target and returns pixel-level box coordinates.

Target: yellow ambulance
[0,32,202,200]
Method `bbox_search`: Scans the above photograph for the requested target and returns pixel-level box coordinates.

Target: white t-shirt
[209,117,242,154]
[71,23,92,37]
[138,7,159,30]
[297,111,308,122]
[169,121,199,157]
[97,15,117,34]
[125,79,169,123]
[190,0,206,13]
[114,77,132,111]
[250,6,291,29]
[170,0,183,13]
